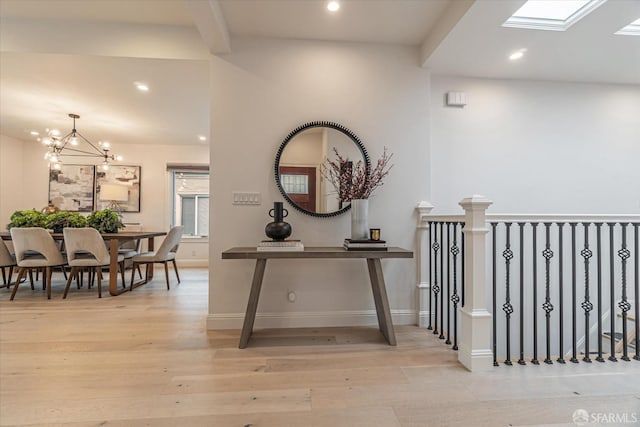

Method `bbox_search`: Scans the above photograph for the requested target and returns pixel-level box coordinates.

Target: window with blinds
[168,164,209,237]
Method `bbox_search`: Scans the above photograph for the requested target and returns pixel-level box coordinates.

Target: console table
[221,246,413,348]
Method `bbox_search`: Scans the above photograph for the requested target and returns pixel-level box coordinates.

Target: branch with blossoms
[321,147,393,202]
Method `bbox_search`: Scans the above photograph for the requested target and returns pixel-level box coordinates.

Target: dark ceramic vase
[265,202,292,241]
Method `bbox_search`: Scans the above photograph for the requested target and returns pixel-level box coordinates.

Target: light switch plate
[232,192,261,205]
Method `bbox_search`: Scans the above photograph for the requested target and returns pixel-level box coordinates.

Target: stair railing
[416,198,640,371]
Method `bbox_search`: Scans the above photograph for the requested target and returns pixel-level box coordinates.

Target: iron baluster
[557,223,565,364]
[531,222,540,365]
[518,222,526,365]
[503,222,514,366]
[428,222,433,330]
[596,223,604,362]
[432,222,440,336]
[461,223,465,308]
[451,223,460,351]
[570,223,578,363]
[618,223,631,362]
[439,221,445,340]
[446,222,452,345]
[634,223,639,361]
[608,223,617,362]
[543,223,554,364]
[492,222,498,366]
[581,223,593,363]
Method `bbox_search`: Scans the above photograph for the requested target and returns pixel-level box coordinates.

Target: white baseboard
[207,309,417,330]
[418,310,432,328]
[176,259,208,268]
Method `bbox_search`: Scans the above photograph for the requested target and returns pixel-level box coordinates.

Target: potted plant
[7,209,47,230]
[44,211,88,233]
[86,209,125,233]
[322,147,393,240]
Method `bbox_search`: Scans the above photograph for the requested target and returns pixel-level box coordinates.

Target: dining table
[1,230,167,296]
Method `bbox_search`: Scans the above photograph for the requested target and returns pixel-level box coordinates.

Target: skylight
[615,18,640,36]
[503,0,607,31]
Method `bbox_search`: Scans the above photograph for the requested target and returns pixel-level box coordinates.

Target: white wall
[0,135,24,228]
[430,76,640,214]
[209,38,431,329]
[0,137,210,264]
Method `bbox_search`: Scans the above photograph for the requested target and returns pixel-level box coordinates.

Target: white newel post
[458,195,493,372]
[415,201,434,327]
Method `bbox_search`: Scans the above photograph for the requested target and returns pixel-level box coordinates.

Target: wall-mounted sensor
[446,91,468,107]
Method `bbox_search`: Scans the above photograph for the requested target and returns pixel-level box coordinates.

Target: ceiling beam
[186,0,231,55]
[420,0,475,67]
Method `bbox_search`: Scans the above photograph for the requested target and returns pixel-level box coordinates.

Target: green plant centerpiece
[44,211,88,233]
[86,209,125,233]
[7,209,47,230]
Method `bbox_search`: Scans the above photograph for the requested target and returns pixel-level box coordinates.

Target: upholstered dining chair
[0,239,17,289]
[130,225,183,290]
[63,228,126,298]
[10,227,66,300]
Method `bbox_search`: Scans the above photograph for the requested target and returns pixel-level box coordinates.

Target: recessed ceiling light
[30,130,39,136]
[509,49,527,60]
[327,1,340,12]
[503,0,606,31]
[198,135,207,141]
[134,82,150,92]
[615,18,640,36]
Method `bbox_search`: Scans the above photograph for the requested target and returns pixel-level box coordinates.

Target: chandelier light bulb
[53,162,62,170]
[102,162,109,171]
[54,139,61,147]
[50,154,58,163]
[115,155,123,161]
[49,129,60,136]
[44,152,50,160]
[101,141,110,149]
[70,136,79,146]
[42,138,52,146]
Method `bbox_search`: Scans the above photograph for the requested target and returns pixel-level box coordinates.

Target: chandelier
[43,113,122,171]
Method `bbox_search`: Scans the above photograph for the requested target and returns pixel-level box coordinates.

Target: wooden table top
[222,246,413,259]
[0,231,166,241]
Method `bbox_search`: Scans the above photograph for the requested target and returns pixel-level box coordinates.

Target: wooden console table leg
[366,259,387,334]
[239,259,267,349]
[367,258,397,346]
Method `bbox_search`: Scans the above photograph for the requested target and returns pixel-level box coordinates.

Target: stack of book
[343,238,388,251]
[257,240,304,252]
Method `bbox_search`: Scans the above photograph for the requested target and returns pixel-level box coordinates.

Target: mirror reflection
[275,122,368,217]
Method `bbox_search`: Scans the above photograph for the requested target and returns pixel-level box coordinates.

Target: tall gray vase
[350,199,369,240]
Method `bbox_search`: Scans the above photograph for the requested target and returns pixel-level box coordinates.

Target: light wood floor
[1,268,639,426]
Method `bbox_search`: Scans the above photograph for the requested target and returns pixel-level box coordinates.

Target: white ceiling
[426,0,640,84]
[219,0,451,45]
[0,0,638,148]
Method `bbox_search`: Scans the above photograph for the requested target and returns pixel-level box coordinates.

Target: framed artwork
[95,165,141,212]
[49,164,96,212]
